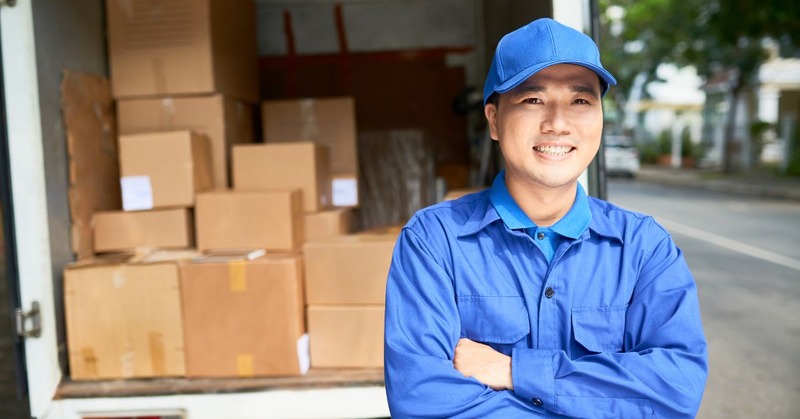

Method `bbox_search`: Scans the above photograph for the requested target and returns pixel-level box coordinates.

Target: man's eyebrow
[510,85,546,97]
[571,84,600,99]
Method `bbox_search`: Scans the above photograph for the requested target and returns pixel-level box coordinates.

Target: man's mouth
[533,145,574,157]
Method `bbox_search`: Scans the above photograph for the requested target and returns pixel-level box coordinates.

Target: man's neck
[505,178,577,227]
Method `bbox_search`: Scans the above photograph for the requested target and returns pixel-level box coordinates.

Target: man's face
[485,64,603,191]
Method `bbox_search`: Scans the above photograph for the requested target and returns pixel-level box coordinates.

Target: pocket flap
[457,296,530,344]
[572,305,628,352]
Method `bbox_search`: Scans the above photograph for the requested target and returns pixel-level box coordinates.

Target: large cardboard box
[117,95,255,188]
[180,254,308,377]
[93,208,194,253]
[195,190,303,252]
[64,254,190,380]
[119,131,212,210]
[303,234,397,305]
[106,0,258,102]
[262,98,356,176]
[307,305,384,368]
[304,208,352,242]
[233,142,331,213]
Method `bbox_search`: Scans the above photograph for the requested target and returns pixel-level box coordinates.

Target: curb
[633,169,800,202]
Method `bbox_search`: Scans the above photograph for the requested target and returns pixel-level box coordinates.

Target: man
[384,18,708,418]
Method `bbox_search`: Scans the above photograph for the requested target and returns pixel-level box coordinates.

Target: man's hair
[487,93,499,107]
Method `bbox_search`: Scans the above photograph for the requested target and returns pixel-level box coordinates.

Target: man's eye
[522,98,542,104]
[573,98,591,105]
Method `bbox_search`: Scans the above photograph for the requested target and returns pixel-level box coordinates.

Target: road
[607,179,800,419]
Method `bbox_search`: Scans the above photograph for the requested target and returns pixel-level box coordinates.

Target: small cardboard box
[307,305,384,368]
[233,142,331,213]
[119,131,212,210]
[195,190,303,252]
[262,97,357,177]
[304,208,352,242]
[117,95,255,188]
[106,0,258,102]
[93,208,194,253]
[64,253,191,380]
[180,254,308,377]
[303,234,397,305]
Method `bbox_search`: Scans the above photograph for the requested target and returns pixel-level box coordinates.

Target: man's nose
[539,105,571,136]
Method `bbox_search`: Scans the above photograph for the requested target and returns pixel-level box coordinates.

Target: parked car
[604,135,640,177]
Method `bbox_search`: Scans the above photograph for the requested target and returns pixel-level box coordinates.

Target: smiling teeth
[534,145,572,156]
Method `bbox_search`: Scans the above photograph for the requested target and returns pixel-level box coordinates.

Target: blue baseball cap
[483,18,617,105]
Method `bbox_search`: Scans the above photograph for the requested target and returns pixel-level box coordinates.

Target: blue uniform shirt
[384,172,708,418]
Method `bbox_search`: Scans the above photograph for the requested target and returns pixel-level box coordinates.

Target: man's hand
[453,338,513,391]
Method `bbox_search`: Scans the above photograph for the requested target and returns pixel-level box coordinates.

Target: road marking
[656,216,800,273]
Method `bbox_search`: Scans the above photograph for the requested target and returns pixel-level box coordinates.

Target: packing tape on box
[80,348,99,378]
[120,350,135,378]
[149,332,166,376]
[237,353,254,377]
[228,261,247,292]
[111,268,126,289]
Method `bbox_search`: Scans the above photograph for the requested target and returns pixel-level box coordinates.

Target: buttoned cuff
[512,348,558,412]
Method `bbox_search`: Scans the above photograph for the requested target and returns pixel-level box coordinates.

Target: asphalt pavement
[630,166,800,202]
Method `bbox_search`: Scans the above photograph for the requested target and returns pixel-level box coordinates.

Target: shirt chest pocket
[571,305,628,353]
[457,296,530,344]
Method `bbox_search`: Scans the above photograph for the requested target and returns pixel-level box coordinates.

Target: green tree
[599,0,800,172]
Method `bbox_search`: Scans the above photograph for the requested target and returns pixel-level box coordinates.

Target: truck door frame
[1,1,63,417]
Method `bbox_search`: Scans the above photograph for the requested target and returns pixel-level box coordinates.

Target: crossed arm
[453,338,513,391]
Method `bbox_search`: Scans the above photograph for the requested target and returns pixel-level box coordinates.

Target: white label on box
[121,175,154,211]
[297,333,310,375]
[332,178,358,207]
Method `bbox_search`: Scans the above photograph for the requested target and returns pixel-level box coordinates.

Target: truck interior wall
[482,0,553,67]
[18,0,556,389]
[31,0,108,373]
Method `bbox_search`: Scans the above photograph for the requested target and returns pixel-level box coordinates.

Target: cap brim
[494,61,617,97]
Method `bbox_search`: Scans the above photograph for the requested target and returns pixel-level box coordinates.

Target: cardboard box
[307,305,384,368]
[106,0,258,102]
[303,234,397,305]
[233,143,331,212]
[180,254,308,377]
[93,208,194,253]
[64,254,188,380]
[262,97,357,177]
[119,131,212,210]
[117,95,255,188]
[304,208,352,242]
[195,190,303,252]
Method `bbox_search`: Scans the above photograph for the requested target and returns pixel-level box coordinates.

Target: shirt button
[532,397,543,407]
[544,287,555,298]
[536,232,545,240]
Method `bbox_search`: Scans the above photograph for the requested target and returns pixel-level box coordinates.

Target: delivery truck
[0,0,606,417]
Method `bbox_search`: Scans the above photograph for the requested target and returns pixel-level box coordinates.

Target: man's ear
[485,103,499,142]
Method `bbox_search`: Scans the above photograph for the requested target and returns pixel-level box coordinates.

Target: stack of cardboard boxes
[261,98,360,208]
[63,0,394,382]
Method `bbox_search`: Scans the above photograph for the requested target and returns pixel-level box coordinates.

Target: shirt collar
[460,170,591,239]
[458,179,623,242]
[488,171,535,230]
[551,183,591,240]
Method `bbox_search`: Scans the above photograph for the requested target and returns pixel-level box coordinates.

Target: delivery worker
[384,17,708,418]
